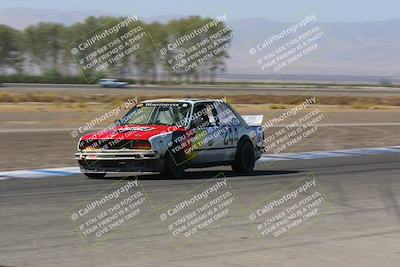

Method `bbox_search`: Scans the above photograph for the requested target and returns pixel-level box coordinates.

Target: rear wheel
[161,150,185,178]
[84,173,106,179]
[231,140,255,174]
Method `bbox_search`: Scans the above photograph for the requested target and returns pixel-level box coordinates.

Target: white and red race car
[75,99,265,178]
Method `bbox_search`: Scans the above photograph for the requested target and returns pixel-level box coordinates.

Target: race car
[75,99,265,178]
[98,79,128,88]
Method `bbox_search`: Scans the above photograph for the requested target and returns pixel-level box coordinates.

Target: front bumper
[75,150,164,173]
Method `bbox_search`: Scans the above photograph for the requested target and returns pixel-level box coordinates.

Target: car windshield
[121,102,192,127]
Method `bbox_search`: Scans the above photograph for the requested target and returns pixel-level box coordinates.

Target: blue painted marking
[30,169,77,176]
[259,156,291,161]
[0,167,80,179]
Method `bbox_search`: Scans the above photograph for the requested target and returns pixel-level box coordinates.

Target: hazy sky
[0,0,399,22]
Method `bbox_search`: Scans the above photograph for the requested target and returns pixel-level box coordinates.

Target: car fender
[235,131,262,160]
[149,130,190,157]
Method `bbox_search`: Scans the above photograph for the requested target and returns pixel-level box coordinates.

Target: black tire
[231,140,255,174]
[84,173,106,179]
[161,150,185,179]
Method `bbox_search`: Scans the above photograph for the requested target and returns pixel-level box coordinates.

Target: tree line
[0,16,232,83]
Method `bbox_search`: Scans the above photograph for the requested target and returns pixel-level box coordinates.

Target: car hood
[81,125,185,141]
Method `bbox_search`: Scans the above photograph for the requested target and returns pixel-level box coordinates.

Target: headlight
[79,139,100,150]
[78,140,87,150]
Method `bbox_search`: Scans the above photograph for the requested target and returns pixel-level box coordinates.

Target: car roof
[140,98,226,105]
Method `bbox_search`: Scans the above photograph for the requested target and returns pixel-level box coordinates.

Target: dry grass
[269,104,287,109]
[350,102,376,109]
[1,91,400,107]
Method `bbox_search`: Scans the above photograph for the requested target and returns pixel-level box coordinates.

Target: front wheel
[161,150,185,178]
[231,140,255,174]
[84,173,106,179]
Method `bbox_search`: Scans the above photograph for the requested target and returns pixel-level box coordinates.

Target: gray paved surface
[1,154,399,266]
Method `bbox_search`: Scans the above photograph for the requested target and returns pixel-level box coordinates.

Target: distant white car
[98,79,128,88]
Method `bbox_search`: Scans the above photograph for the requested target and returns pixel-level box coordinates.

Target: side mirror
[113,119,122,126]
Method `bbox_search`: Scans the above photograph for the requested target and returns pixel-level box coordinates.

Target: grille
[79,139,133,150]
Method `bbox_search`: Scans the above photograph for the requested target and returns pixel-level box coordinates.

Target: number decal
[234,127,238,141]
[229,128,233,144]
[223,128,229,145]
[224,127,238,146]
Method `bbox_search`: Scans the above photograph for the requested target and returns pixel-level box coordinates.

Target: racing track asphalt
[1,153,399,267]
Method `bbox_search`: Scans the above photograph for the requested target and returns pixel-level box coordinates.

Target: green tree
[0,15,233,84]
[133,22,166,83]
[161,16,232,83]
[0,25,20,74]
[23,23,68,73]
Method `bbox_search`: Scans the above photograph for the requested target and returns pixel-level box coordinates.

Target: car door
[188,102,226,164]
[214,103,242,161]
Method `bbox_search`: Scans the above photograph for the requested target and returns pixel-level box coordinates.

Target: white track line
[259,146,400,161]
[0,167,80,180]
[0,146,399,180]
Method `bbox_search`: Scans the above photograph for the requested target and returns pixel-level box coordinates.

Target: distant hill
[227,18,400,77]
[0,8,399,79]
